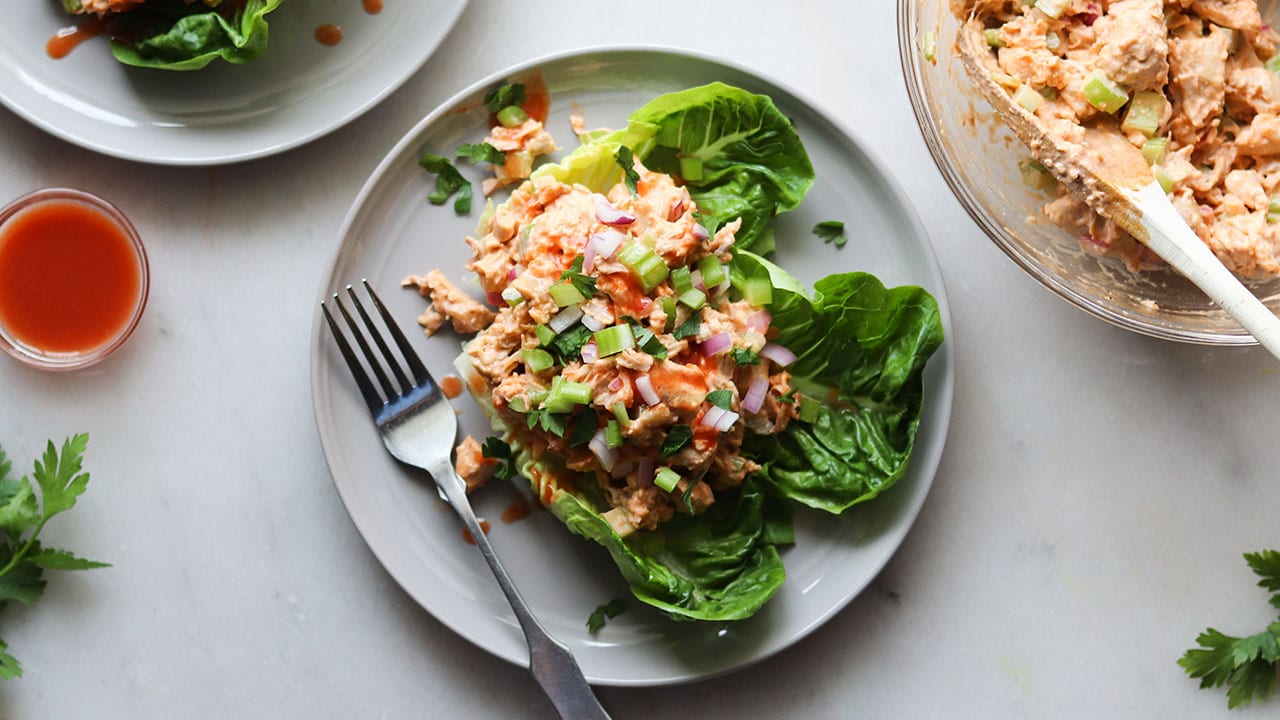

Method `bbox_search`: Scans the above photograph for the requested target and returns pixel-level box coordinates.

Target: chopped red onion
[701,405,726,429]
[668,198,686,222]
[610,460,636,479]
[583,239,598,273]
[692,223,710,240]
[591,229,626,259]
[691,269,706,292]
[759,343,796,367]
[638,297,652,312]
[711,278,730,297]
[580,340,599,364]
[635,374,660,406]
[701,332,733,357]
[485,290,504,307]
[746,310,772,333]
[594,196,635,226]
[713,409,739,432]
[508,266,519,281]
[608,376,624,392]
[636,458,655,487]
[581,313,604,333]
[742,375,768,413]
[549,305,583,333]
[589,429,616,472]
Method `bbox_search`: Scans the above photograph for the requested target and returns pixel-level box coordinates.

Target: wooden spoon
[956,18,1280,360]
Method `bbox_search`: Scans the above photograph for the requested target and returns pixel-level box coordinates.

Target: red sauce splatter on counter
[46,18,107,60]
[314,24,343,46]
[461,520,491,545]
[0,200,140,353]
[440,374,463,399]
[363,0,384,13]
[501,494,532,524]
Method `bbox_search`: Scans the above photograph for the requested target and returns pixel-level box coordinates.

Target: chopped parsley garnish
[730,347,761,366]
[560,255,598,298]
[679,480,697,514]
[777,389,798,405]
[672,311,702,340]
[418,152,473,214]
[705,389,733,410]
[480,437,518,481]
[525,408,568,438]
[546,324,594,363]
[620,316,668,360]
[455,142,506,166]
[615,146,641,194]
[587,598,628,634]
[484,82,526,113]
[1180,550,1280,709]
[813,220,848,248]
[659,425,693,458]
[567,415,598,448]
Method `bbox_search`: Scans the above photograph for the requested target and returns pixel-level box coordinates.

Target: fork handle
[429,458,612,720]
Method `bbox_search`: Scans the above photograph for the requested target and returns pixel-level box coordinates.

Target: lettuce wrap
[60,0,282,70]
[463,83,943,621]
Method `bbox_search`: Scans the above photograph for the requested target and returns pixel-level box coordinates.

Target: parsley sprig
[480,437,518,482]
[1179,550,1280,709]
[455,142,506,166]
[813,220,847,248]
[484,83,526,114]
[0,434,109,680]
[419,152,473,214]
[560,255,598,298]
[587,598,628,633]
[614,146,641,194]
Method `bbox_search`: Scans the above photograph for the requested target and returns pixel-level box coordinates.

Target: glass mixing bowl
[897,0,1280,345]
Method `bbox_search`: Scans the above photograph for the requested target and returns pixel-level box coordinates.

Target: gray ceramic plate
[0,0,467,165]
[310,47,955,686]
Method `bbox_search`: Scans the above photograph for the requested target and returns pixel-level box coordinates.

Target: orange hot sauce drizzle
[314,23,343,46]
[46,18,107,60]
[362,0,383,14]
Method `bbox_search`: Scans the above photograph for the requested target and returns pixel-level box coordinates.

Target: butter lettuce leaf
[107,0,283,71]
[733,251,943,513]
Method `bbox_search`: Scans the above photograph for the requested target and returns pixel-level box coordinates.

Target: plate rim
[309,43,956,686]
[0,0,469,166]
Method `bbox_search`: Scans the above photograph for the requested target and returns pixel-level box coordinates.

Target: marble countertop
[2,2,1277,718]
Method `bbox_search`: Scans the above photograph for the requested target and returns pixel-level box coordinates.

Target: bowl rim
[0,187,150,371]
[895,0,1263,347]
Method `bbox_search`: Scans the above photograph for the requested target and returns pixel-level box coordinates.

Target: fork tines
[321,279,432,414]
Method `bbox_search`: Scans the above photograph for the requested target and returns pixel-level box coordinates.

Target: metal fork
[321,280,611,720]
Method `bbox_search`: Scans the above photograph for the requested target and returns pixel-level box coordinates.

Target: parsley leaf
[567,415,598,448]
[615,146,641,194]
[659,425,693,458]
[705,390,734,410]
[0,434,109,680]
[680,480,697,514]
[547,324,594,363]
[419,152,473,214]
[526,409,568,438]
[480,437,518,481]
[813,220,847,248]
[587,598,628,634]
[730,347,761,366]
[484,82,526,113]
[560,255,598,298]
[455,142,506,166]
[673,311,702,340]
[620,316,668,360]
[1179,550,1280,709]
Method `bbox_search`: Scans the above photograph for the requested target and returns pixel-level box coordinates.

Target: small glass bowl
[897,0,1280,345]
[0,188,149,371]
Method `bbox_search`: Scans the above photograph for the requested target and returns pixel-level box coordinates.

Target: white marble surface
[1,2,1277,718]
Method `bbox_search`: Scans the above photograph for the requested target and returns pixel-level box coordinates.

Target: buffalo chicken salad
[404,82,944,622]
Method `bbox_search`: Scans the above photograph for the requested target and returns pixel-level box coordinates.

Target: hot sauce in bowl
[0,189,148,371]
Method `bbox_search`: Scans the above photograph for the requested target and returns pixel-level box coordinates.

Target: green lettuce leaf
[530,82,813,250]
[107,0,283,71]
[733,251,943,513]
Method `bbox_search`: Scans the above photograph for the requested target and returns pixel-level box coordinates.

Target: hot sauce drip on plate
[461,520,491,545]
[362,0,383,13]
[314,24,343,46]
[0,200,140,353]
[440,374,464,399]
[501,494,531,524]
[46,18,107,60]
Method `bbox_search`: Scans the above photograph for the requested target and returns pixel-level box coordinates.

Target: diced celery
[678,288,706,310]
[535,323,556,346]
[1082,73,1129,114]
[1121,91,1165,138]
[611,402,630,428]
[798,397,820,423]
[617,242,670,291]
[1152,165,1175,194]
[1035,0,1068,19]
[991,72,1021,91]
[654,467,681,492]
[549,282,587,308]
[527,389,549,406]
[984,28,1004,48]
[509,396,529,413]
[659,296,677,332]
[742,277,773,306]
[1268,196,1280,223]
[605,420,623,449]
[497,106,528,128]
[558,381,592,405]
[697,255,726,287]
[1018,159,1056,191]
[679,157,704,182]
[593,324,635,357]
[522,348,555,373]
[1039,86,1058,100]
[1141,137,1169,166]
[1044,30,1061,52]
[1013,84,1043,113]
[671,266,693,293]
[1267,53,1280,74]
[919,30,937,64]
[501,287,524,307]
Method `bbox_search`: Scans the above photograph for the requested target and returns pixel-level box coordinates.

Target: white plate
[0,0,467,165]
[310,47,955,686]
